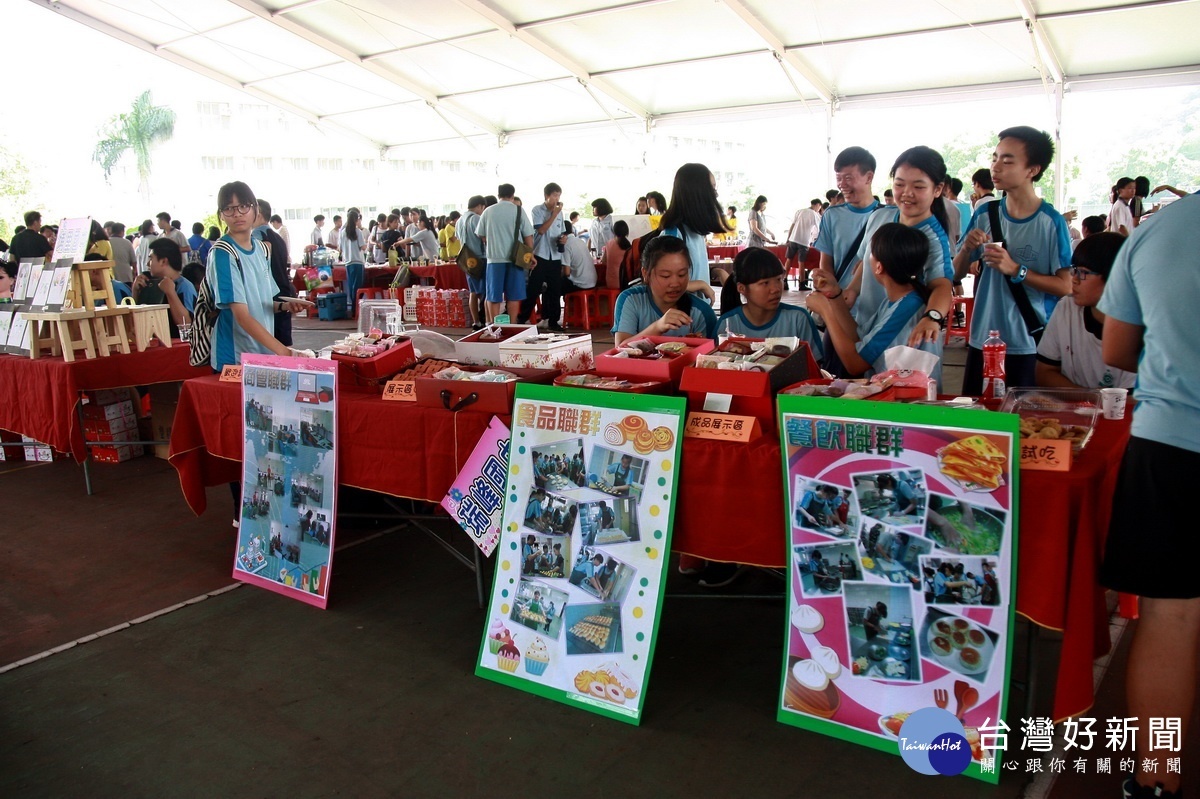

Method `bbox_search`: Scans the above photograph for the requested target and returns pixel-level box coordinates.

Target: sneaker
[536,319,548,330]
[546,322,565,333]
[471,322,485,331]
[697,562,749,588]
[232,519,240,529]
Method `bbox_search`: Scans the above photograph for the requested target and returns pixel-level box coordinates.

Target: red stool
[525,297,542,325]
[354,287,387,318]
[948,296,974,342]
[564,290,599,329]
[594,288,620,328]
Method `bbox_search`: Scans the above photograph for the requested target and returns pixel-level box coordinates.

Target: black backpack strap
[988,202,1044,341]
[834,220,870,284]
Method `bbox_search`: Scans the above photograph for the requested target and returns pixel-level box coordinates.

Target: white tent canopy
[31,0,1200,156]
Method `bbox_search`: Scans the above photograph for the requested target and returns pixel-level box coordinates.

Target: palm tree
[92,90,176,199]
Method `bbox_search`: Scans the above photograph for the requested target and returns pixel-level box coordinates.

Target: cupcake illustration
[497,642,520,673]
[488,619,512,654]
[524,636,550,676]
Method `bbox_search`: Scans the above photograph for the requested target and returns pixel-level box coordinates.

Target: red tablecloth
[329,265,398,289]
[168,375,504,515]
[672,414,1131,721]
[411,263,467,290]
[0,347,209,462]
[706,245,739,260]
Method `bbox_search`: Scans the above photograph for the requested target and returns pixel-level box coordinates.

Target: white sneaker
[537,320,549,330]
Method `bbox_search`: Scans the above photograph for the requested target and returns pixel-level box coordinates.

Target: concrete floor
[1,295,1189,798]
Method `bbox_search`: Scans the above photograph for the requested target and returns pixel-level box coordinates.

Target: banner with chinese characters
[442,416,510,556]
[234,355,339,609]
[476,383,686,725]
[776,396,1019,783]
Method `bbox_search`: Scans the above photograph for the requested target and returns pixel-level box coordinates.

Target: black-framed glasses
[1069,266,1098,281]
[221,203,253,216]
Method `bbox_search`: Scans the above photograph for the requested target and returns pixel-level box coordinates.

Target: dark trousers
[274,309,292,347]
[520,256,563,324]
[962,346,1038,396]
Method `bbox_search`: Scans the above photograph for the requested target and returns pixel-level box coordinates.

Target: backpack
[618,227,663,289]
[189,239,248,368]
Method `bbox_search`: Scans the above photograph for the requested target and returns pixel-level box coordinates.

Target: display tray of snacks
[594,335,715,384]
[331,335,416,383]
[500,332,594,373]
[553,370,669,394]
[1000,387,1100,452]
[454,324,539,366]
[780,378,898,401]
[681,339,819,428]
[413,363,557,414]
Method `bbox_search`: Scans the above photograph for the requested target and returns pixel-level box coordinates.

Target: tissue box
[680,341,819,429]
[500,333,594,373]
[594,336,715,385]
[414,365,557,415]
[454,325,539,366]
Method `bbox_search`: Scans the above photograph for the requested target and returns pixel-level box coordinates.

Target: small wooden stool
[69,260,118,309]
[125,305,173,351]
[91,306,134,356]
[21,309,98,362]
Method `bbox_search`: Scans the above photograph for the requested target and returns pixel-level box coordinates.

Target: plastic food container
[1000,387,1101,451]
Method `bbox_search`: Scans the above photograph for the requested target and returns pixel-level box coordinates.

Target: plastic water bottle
[982,330,1007,399]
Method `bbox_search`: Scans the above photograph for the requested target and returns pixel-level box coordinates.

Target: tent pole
[1054,83,1065,209]
[825,103,835,180]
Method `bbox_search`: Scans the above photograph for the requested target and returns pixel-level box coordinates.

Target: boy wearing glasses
[1035,232,1135,390]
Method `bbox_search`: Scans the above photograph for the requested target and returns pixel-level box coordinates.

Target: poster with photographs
[233,354,338,609]
[776,397,1018,784]
[476,384,685,725]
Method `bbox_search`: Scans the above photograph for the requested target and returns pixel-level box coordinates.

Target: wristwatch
[1009,264,1028,283]
[923,309,947,329]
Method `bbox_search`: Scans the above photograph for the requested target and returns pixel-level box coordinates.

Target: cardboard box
[24,445,55,462]
[500,333,595,373]
[81,399,136,422]
[415,365,557,415]
[89,427,138,445]
[85,389,128,406]
[594,336,715,385]
[83,412,136,438]
[680,342,820,431]
[454,325,539,366]
[151,400,178,459]
[148,382,183,407]
[332,337,416,383]
[92,444,140,464]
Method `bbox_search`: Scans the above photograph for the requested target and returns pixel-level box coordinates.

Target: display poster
[234,354,338,609]
[42,263,74,312]
[13,260,39,303]
[7,309,31,356]
[29,264,54,309]
[0,308,13,355]
[476,384,685,725]
[52,217,90,265]
[776,397,1019,783]
[441,416,510,557]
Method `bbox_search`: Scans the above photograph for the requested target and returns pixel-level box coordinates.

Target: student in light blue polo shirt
[952,126,1072,394]
[478,183,534,322]
[716,246,823,359]
[612,235,717,345]
[813,146,880,295]
[1097,191,1200,799]
[807,223,935,378]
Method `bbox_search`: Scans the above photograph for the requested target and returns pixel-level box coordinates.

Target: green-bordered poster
[776,396,1019,783]
[476,384,685,725]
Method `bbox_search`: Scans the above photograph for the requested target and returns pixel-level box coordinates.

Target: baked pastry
[497,642,520,672]
[783,660,841,718]
[791,604,825,634]
[524,636,549,676]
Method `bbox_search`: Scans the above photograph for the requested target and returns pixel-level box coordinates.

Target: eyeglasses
[221,204,254,216]
[1069,266,1099,281]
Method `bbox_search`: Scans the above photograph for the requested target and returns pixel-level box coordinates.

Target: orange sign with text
[381,379,417,402]
[683,412,761,443]
[220,365,243,383]
[1019,438,1072,471]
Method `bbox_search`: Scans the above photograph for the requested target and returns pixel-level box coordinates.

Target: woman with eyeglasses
[207,181,309,372]
[1035,232,1136,390]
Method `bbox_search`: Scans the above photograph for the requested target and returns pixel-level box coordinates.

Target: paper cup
[1099,387,1128,420]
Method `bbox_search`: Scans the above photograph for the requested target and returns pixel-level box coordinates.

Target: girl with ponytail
[807,223,934,378]
[716,247,823,358]
[1108,177,1135,235]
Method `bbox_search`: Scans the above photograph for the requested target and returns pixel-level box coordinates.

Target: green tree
[0,144,33,241]
[92,90,176,200]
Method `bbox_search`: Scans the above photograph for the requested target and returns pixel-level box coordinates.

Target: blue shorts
[485,262,526,304]
[467,274,485,295]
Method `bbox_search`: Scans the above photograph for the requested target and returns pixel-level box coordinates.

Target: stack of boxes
[0,431,23,462]
[82,389,141,463]
[403,287,420,322]
[414,289,469,328]
[21,436,61,462]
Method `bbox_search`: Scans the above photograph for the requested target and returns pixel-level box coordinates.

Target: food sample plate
[926,615,994,676]
[1001,387,1100,452]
